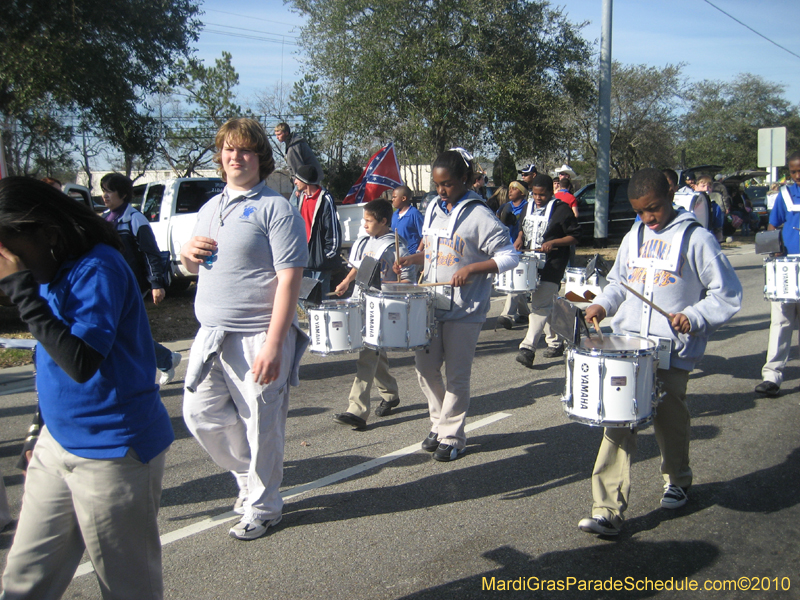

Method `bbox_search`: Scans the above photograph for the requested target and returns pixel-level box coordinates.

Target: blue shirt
[36,244,174,463]
[391,205,423,254]
[769,184,800,255]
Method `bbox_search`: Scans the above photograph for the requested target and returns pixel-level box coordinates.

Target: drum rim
[571,333,658,355]
[364,289,432,299]
[310,299,363,309]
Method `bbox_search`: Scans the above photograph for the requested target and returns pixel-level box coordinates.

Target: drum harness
[421,197,485,312]
[521,198,558,251]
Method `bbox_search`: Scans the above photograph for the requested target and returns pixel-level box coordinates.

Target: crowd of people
[4,114,799,598]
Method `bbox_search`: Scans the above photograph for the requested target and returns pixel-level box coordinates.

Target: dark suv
[574,179,635,242]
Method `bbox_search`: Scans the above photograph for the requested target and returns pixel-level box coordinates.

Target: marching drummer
[332,199,412,430]
[496,180,531,330]
[397,148,518,462]
[578,168,742,536]
[513,173,580,368]
[755,151,800,397]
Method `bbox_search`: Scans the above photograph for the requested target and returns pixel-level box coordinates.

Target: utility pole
[594,0,612,246]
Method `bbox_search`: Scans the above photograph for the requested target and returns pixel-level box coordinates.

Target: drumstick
[395,230,400,266]
[620,282,672,319]
[592,316,604,340]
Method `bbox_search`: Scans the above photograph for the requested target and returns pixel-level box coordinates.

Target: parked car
[63,183,105,214]
[744,185,770,228]
[138,177,225,290]
[574,179,635,242]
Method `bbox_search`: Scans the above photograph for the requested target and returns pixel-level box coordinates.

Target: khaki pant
[415,321,482,450]
[346,348,400,419]
[590,367,691,521]
[1,428,167,600]
[501,293,531,318]
[519,281,560,351]
[761,300,800,386]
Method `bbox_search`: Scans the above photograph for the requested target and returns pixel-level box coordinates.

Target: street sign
[758,127,786,168]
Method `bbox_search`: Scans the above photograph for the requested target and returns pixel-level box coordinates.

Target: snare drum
[561,334,661,428]
[363,284,433,351]
[495,252,539,293]
[764,256,800,302]
[307,299,364,355]
[564,267,608,301]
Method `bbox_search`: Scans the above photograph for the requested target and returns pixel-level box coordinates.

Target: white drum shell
[495,253,539,292]
[363,290,433,350]
[564,267,607,301]
[562,334,658,428]
[308,301,364,355]
[764,256,800,302]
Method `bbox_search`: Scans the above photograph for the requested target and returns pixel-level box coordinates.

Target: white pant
[1,428,166,600]
[415,321,482,449]
[183,328,296,521]
[761,301,800,386]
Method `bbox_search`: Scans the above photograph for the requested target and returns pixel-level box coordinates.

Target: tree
[572,62,684,178]
[1,0,200,151]
[681,73,800,170]
[290,0,590,165]
[157,52,245,177]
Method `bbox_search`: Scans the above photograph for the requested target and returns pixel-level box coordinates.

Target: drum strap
[629,220,695,336]
[522,198,557,249]
[421,197,483,284]
[780,186,800,213]
[350,235,394,270]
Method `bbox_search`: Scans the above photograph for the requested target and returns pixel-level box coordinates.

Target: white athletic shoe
[159,351,182,385]
[229,514,282,540]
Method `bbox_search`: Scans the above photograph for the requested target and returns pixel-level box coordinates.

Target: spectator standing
[296,165,342,296]
[390,185,423,254]
[274,122,323,208]
[100,173,182,385]
[555,177,579,218]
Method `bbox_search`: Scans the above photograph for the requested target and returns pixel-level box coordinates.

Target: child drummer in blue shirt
[578,168,742,536]
[332,199,412,430]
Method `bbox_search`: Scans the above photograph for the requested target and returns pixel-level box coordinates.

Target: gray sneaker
[229,514,282,540]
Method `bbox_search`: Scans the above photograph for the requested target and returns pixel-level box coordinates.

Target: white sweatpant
[761,300,800,386]
[183,328,296,521]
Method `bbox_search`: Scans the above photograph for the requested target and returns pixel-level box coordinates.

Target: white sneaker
[661,483,688,509]
[233,494,247,515]
[159,351,182,385]
[229,514,282,540]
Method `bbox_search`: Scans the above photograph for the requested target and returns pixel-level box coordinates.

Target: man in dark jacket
[275,122,324,208]
[296,165,342,295]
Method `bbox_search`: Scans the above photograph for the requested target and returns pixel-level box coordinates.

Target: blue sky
[195,0,800,109]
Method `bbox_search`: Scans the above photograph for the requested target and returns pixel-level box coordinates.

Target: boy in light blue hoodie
[578,168,742,536]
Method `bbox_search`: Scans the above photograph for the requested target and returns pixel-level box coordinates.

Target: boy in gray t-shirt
[332,200,411,429]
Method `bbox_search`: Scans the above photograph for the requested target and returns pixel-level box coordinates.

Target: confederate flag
[342,142,403,205]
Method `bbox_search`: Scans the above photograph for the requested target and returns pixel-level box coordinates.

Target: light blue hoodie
[595,208,742,371]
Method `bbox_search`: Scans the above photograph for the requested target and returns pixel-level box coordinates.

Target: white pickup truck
[136,177,225,289]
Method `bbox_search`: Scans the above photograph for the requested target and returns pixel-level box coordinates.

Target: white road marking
[74,411,512,579]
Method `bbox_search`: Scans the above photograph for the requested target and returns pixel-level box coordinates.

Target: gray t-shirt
[193,182,308,331]
[422,193,511,322]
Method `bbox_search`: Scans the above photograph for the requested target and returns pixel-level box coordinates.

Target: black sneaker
[496,315,514,330]
[421,431,439,452]
[754,381,780,397]
[578,516,620,536]
[374,398,400,417]
[660,483,688,509]
[542,343,565,358]
[332,412,367,430]
[432,443,465,462]
[514,314,529,325]
[515,348,535,368]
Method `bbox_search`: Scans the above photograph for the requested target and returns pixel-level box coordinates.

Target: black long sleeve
[0,271,103,383]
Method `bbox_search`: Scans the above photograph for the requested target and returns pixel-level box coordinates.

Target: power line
[201,28,300,47]
[204,8,302,30]
[201,22,300,40]
[701,0,800,61]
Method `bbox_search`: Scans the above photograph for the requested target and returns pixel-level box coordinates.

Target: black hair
[0,177,122,262]
[100,172,134,203]
[628,168,670,202]
[662,168,679,187]
[530,173,554,191]
[364,199,393,225]
[433,150,475,184]
[787,151,800,164]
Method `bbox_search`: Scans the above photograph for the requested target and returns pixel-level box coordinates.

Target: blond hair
[213,118,275,182]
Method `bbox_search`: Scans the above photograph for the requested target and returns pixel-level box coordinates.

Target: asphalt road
[0,245,798,599]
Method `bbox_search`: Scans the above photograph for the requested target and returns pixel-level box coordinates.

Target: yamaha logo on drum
[579,361,590,409]
[368,301,376,339]
[581,363,589,373]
